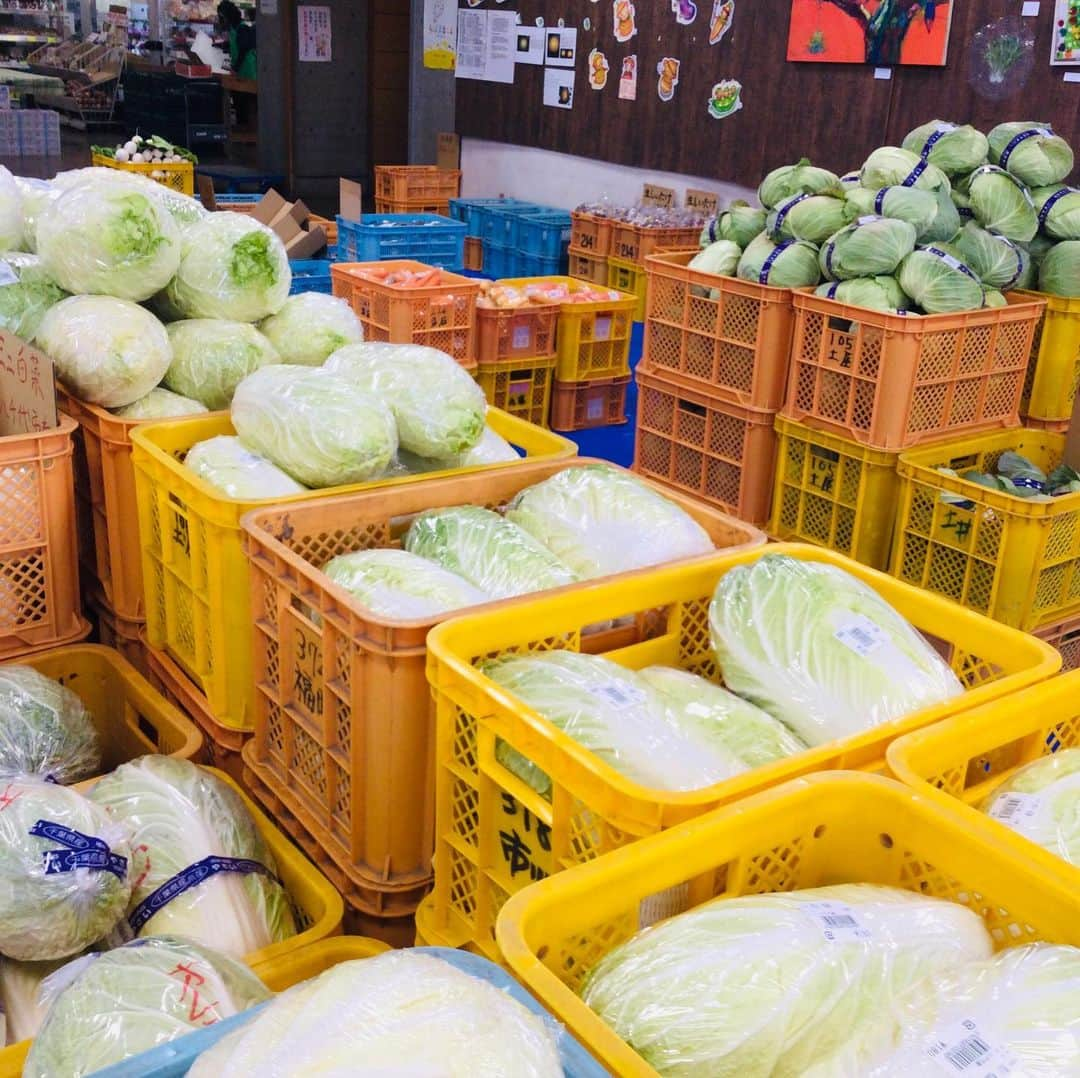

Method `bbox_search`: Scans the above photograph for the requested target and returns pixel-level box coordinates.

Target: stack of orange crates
[373,165,461,216]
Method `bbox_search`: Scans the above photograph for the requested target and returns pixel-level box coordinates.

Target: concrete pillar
[407,0,453,164]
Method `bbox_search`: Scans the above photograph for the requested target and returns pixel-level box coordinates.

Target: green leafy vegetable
[952,221,1029,289]
[258,292,364,367]
[715,201,767,248]
[737,233,821,287]
[819,216,916,280]
[989,122,1074,187]
[164,319,280,410]
[766,193,852,245]
[112,387,209,419]
[758,159,844,209]
[898,247,986,313]
[814,276,910,312]
[1039,240,1080,297]
[860,147,950,193]
[184,435,307,499]
[960,166,1038,242]
[901,121,989,176]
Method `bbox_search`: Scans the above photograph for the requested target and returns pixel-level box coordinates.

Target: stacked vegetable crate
[607,221,702,321]
[634,250,794,528]
[568,211,613,288]
[373,165,461,216]
[774,291,1044,570]
[452,199,573,278]
[335,213,466,270]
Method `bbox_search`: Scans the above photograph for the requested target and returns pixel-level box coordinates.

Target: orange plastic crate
[634,370,778,525]
[551,375,630,431]
[375,198,451,216]
[782,291,1044,450]
[476,357,556,427]
[86,585,147,676]
[476,303,559,365]
[374,165,461,204]
[331,260,480,365]
[570,211,613,256]
[464,236,483,271]
[610,221,702,265]
[642,250,796,410]
[567,245,609,286]
[0,415,89,659]
[1035,613,1080,672]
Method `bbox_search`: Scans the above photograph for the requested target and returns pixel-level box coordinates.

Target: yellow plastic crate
[605,254,647,321]
[770,415,901,571]
[251,935,389,988]
[424,543,1058,956]
[91,151,195,196]
[887,670,1080,883]
[1017,290,1080,422]
[891,428,1080,630]
[0,766,344,1077]
[495,772,1080,1078]
[476,355,557,428]
[131,409,575,729]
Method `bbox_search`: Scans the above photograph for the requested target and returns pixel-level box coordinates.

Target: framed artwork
[1052,0,1080,64]
[787,0,954,66]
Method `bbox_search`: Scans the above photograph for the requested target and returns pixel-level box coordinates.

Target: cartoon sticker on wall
[618,54,638,99]
[672,0,697,25]
[708,78,742,118]
[613,0,637,42]
[710,0,734,44]
[588,48,610,89]
[657,57,681,101]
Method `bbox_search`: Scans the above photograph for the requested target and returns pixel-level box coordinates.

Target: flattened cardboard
[437,132,460,170]
[0,331,57,435]
[340,178,363,221]
[285,223,327,258]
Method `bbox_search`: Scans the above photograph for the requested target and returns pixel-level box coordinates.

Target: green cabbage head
[259,292,364,366]
[859,146,949,192]
[185,435,307,499]
[231,365,398,488]
[708,554,963,746]
[766,193,852,245]
[23,935,270,1078]
[0,664,99,784]
[758,159,844,209]
[688,239,741,277]
[0,777,131,961]
[952,221,1029,289]
[901,120,989,176]
[1032,185,1080,240]
[819,216,916,280]
[737,233,821,287]
[716,201,767,248]
[989,122,1075,187]
[815,276,910,313]
[164,319,280,410]
[89,756,297,957]
[113,387,209,419]
[898,247,986,313]
[1038,240,1080,297]
[960,166,1038,243]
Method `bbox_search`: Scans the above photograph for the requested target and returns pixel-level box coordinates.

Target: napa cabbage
[113,387,209,419]
[258,292,364,366]
[164,319,280,410]
[185,435,307,499]
[0,252,66,340]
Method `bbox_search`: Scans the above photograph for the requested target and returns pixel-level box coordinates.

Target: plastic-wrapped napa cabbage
[845,185,959,244]
[258,292,364,366]
[951,221,1029,290]
[231,365,398,488]
[404,506,577,599]
[14,176,55,253]
[36,176,180,301]
[859,146,950,193]
[505,464,713,579]
[0,252,67,341]
[0,777,131,961]
[187,951,563,1077]
[322,548,490,619]
[766,193,851,245]
[960,166,1038,243]
[163,319,280,410]
[898,247,987,313]
[989,122,1075,188]
[396,424,521,474]
[708,554,963,746]
[1039,240,1080,297]
[1033,185,1080,240]
[901,120,989,176]
[23,936,271,1078]
[814,276,910,313]
[580,883,993,1078]
[818,216,916,280]
[715,200,767,248]
[36,295,172,408]
[737,233,821,287]
[0,955,73,1044]
[89,756,296,956]
[324,342,486,459]
[112,387,208,419]
[165,213,291,322]
[0,166,24,253]
[757,159,844,209]
[0,664,99,784]
[185,436,307,499]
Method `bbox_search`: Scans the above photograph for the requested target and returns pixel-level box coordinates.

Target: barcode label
[987,791,1042,828]
[590,681,645,709]
[834,614,887,657]
[803,900,873,942]
[926,1019,1017,1075]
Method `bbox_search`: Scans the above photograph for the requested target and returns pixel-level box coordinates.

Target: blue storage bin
[517,210,572,260]
[483,242,519,279]
[213,192,262,205]
[336,213,466,268]
[91,947,606,1077]
[479,202,549,247]
[449,197,531,237]
[517,249,568,277]
[289,259,333,294]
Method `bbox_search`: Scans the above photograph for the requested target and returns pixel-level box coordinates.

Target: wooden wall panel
[455,0,1080,189]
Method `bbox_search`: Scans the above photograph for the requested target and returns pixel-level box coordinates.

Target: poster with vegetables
[1052,0,1080,63]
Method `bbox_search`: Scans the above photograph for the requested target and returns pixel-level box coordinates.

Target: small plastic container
[288,258,333,295]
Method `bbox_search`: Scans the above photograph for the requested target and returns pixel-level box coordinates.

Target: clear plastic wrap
[0,664,100,784]
[397,424,521,474]
[0,252,67,341]
[324,341,486,458]
[36,175,181,301]
[322,548,490,619]
[580,883,994,1078]
[0,776,131,961]
[258,292,363,366]
[23,935,270,1078]
[0,954,74,1044]
[187,950,562,1077]
[163,318,280,410]
[184,435,307,499]
[89,756,296,956]
[484,652,766,796]
[404,505,577,599]
[112,386,209,419]
[848,944,1080,1076]
[979,747,1080,866]
[506,463,713,579]
[14,176,56,253]
[35,295,172,408]
[231,365,398,488]
[708,554,963,747]
[164,212,291,323]
[0,166,23,253]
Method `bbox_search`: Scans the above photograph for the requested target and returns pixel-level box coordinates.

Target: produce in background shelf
[258,292,364,367]
[819,216,917,280]
[163,319,281,410]
[988,122,1075,187]
[185,435,307,499]
[112,386,209,419]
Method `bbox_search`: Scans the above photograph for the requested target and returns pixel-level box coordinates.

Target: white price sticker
[834,614,888,658]
[803,900,873,943]
[987,791,1042,829]
[589,681,645,709]
[925,1018,1018,1075]
[512,323,532,350]
[594,314,612,341]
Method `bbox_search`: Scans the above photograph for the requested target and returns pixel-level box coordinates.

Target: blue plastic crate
[336,213,466,268]
[289,259,333,294]
[483,242,522,279]
[478,202,550,247]
[517,210,572,260]
[517,248,568,277]
[449,197,532,237]
[91,947,606,1077]
[213,192,261,205]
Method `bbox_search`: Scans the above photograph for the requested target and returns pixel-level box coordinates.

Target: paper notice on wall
[545,26,577,67]
[422,0,457,69]
[515,25,546,65]
[543,65,575,108]
[455,9,515,82]
[297,5,331,62]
